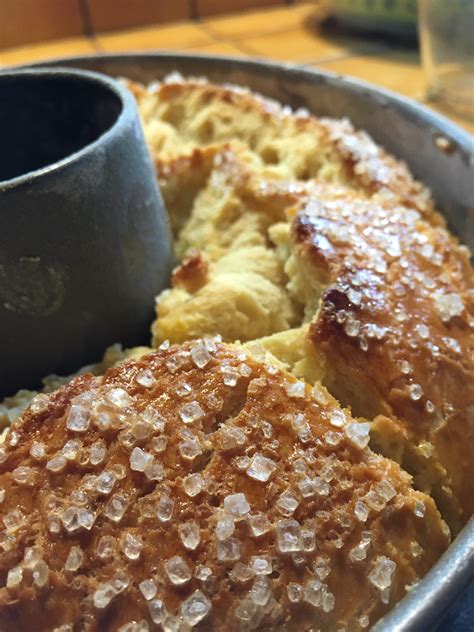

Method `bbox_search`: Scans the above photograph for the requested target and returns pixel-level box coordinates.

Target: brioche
[129,77,473,533]
[0,73,471,630]
[293,183,473,532]
[0,341,449,631]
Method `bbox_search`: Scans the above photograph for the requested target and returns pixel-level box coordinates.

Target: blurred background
[0,0,472,130]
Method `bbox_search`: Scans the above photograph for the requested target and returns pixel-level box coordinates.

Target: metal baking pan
[20,52,474,630]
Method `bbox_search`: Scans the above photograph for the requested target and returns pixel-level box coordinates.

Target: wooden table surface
[0,2,472,133]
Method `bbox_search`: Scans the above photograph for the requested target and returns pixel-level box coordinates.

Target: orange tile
[315,51,425,100]
[0,0,84,49]
[96,22,213,52]
[0,36,98,68]
[87,0,191,34]
[203,3,318,40]
[185,41,248,56]
[196,0,282,19]
[238,26,350,63]
[315,51,474,133]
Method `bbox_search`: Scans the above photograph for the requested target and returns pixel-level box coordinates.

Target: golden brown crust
[292,184,474,530]
[0,342,448,631]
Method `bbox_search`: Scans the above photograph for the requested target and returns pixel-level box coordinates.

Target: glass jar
[418,0,474,119]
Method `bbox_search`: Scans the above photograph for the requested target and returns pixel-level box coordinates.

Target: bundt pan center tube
[0,67,173,397]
